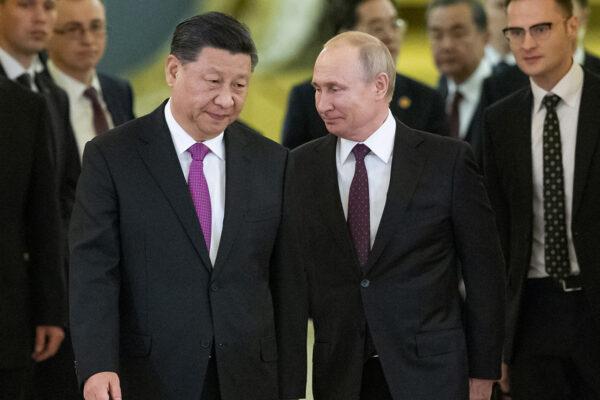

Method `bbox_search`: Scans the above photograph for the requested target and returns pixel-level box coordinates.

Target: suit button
[211,284,219,292]
[201,341,210,349]
[217,342,227,348]
[361,279,370,288]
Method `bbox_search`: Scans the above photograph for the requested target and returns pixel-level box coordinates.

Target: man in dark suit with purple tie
[70,12,287,400]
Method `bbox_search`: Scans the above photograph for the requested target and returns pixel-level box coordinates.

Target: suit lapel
[363,123,426,273]
[573,72,600,219]
[211,127,250,279]
[136,103,212,272]
[314,135,363,278]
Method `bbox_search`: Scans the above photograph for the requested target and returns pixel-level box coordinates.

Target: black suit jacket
[0,63,80,246]
[481,51,600,109]
[0,79,66,369]
[98,72,135,126]
[483,70,600,362]
[69,103,288,400]
[275,122,505,399]
[281,73,448,149]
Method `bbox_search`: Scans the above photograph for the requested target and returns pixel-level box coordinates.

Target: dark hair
[170,11,258,70]
[426,0,488,32]
[336,0,364,32]
[504,0,573,15]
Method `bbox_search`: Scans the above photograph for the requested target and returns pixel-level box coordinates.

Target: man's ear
[374,72,390,100]
[165,54,181,87]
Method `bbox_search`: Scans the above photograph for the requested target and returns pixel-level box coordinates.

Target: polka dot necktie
[542,94,570,280]
[188,143,212,253]
[347,144,371,268]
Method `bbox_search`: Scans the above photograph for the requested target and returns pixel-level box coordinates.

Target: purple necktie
[347,144,371,267]
[83,87,110,135]
[188,143,212,252]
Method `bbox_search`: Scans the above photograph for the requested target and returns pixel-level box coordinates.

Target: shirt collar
[574,45,585,66]
[165,99,225,161]
[447,59,492,103]
[338,109,396,165]
[47,59,102,99]
[0,47,44,80]
[531,60,583,113]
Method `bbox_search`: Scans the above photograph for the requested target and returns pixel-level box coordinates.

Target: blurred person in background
[282,0,448,149]
[47,0,135,160]
[427,0,490,163]
[0,77,66,400]
[483,0,515,73]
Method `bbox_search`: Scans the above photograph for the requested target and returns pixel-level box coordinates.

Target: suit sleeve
[271,154,309,399]
[281,85,312,150]
[28,101,67,327]
[451,142,505,379]
[69,140,121,387]
[482,110,511,265]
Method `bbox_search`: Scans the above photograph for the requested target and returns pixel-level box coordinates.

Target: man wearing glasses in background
[281,0,448,149]
[484,0,600,397]
[48,0,135,159]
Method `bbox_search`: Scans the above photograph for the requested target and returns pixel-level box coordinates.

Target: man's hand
[84,372,122,400]
[31,325,65,362]
[469,378,495,400]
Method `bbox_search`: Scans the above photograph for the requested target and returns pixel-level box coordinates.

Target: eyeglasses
[53,21,106,40]
[502,21,561,44]
[363,18,406,37]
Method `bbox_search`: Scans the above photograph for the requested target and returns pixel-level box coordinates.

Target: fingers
[32,326,65,362]
[84,372,122,400]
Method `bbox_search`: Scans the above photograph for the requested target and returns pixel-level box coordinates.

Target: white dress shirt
[446,59,492,139]
[47,60,115,160]
[337,110,395,248]
[528,61,583,278]
[0,47,44,92]
[165,100,226,265]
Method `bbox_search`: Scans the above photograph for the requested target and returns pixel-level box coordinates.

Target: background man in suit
[281,0,448,149]
[275,31,504,400]
[481,0,600,109]
[47,0,135,158]
[69,12,287,400]
[0,78,66,400]
[484,0,600,397]
[427,0,491,162]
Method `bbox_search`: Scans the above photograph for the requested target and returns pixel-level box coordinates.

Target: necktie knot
[83,86,99,100]
[543,94,561,111]
[16,73,32,90]
[352,144,370,162]
[188,142,211,161]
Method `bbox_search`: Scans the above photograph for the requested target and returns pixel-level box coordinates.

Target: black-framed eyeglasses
[502,21,555,44]
[53,21,106,40]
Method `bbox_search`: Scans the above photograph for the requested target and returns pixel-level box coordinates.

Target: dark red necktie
[347,144,371,268]
[448,91,463,138]
[83,87,110,135]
